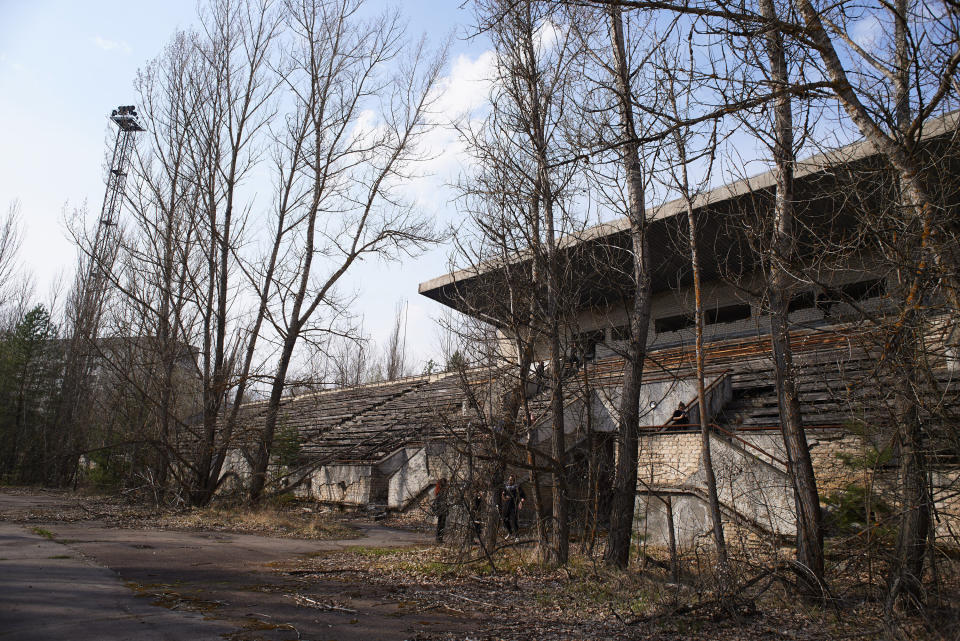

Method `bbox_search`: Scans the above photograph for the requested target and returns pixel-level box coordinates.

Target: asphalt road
[0,492,468,641]
[0,521,234,641]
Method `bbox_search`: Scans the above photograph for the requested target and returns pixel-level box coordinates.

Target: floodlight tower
[100,105,144,227]
[72,105,145,349]
[83,105,144,320]
[55,105,146,456]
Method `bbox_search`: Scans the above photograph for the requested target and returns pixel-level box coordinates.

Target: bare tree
[118,30,209,496]
[754,0,826,596]
[785,0,959,608]
[706,0,829,593]
[468,0,591,565]
[597,2,658,569]
[434,306,469,372]
[450,121,549,556]
[658,52,729,566]
[185,0,281,506]
[246,0,447,501]
[330,333,373,387]
[83,0,283,504]
[383,300,409,381]
[0,201,25,313]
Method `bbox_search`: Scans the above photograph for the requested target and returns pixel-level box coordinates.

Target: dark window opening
[841,278,885,301]
[573,330,605,361]
[818,278,886,311]
[609,324,630,341]
[788,291,816,313]
[655,314,695,334]
[706,303,751,325]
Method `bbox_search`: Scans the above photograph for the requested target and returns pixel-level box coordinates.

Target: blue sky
[0,0,491,366]
[0,1,879,370]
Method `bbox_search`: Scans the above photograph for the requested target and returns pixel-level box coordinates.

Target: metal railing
[709,423,787,468]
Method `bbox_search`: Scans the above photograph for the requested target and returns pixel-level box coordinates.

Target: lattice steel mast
[54,106,145,483]
[101,106,144,224]
[85,105,144,313]
[79,106,144,332]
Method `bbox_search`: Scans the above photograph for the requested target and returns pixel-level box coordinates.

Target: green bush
[822,482,894,544]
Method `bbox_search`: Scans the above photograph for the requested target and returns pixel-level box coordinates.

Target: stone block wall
[637,432,701,487]
[806,431,867,495]
[734,430,865,495]
[933,470,960,545]
[312,464,372,505]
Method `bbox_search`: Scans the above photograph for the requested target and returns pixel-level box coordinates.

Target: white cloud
[432,50,496,120]
[0,52,25,72]
[851,14,883,50]
[391,50,495,211]
[348,107,381,144]
[534,18,562,53]
[91,35,132,54]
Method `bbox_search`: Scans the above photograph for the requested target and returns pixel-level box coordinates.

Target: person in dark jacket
[433,478,449,543]
[670,401,689,425]
[470,486,484,544]
[500,475,525,539]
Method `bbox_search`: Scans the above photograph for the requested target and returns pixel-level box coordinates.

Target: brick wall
[637,432,701,487]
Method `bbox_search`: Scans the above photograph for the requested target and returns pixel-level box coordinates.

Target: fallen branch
[289,593,357,613]
[447,591,505,609]
[617,566,780,625]
[283,568,363,576]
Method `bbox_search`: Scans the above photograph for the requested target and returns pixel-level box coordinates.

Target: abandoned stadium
[223,113,960,554]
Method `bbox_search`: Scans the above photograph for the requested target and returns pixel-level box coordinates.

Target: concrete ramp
[307,446,435,510]
[686,432,795,537]
[635,430,796,551]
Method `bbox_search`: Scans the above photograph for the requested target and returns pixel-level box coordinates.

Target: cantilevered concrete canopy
[419,112,959,322]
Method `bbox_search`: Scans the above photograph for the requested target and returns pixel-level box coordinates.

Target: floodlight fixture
[110,103,145,132]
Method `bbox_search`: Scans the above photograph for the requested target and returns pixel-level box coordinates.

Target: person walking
[470,486,484,544]
[433,478,449,543]
[500,474,525,540]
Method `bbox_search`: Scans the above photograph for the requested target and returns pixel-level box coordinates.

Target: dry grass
[162,504,360,540]
[270,539,960,641]
[1,487,361,540]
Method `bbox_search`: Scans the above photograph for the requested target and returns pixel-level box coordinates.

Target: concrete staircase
[636,431,796,550]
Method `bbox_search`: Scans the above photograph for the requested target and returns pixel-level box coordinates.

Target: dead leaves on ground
[0,487,358,540]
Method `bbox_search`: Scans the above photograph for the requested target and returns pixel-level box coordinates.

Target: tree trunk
[886,0,932,607]
[683,189,728,566]
[887,324,931,610]
[548,322,568,564]
[541,161,567,564]
[248,330,299,501]
[603,2,654,569]
[761,0,825,595]
[666,494,680,584]
[666,73,728,564]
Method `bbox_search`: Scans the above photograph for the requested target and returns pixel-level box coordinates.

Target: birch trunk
[793,0,944,605]
[676,155,728,565]
[761,0,825,594]
[603,4,653,568]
